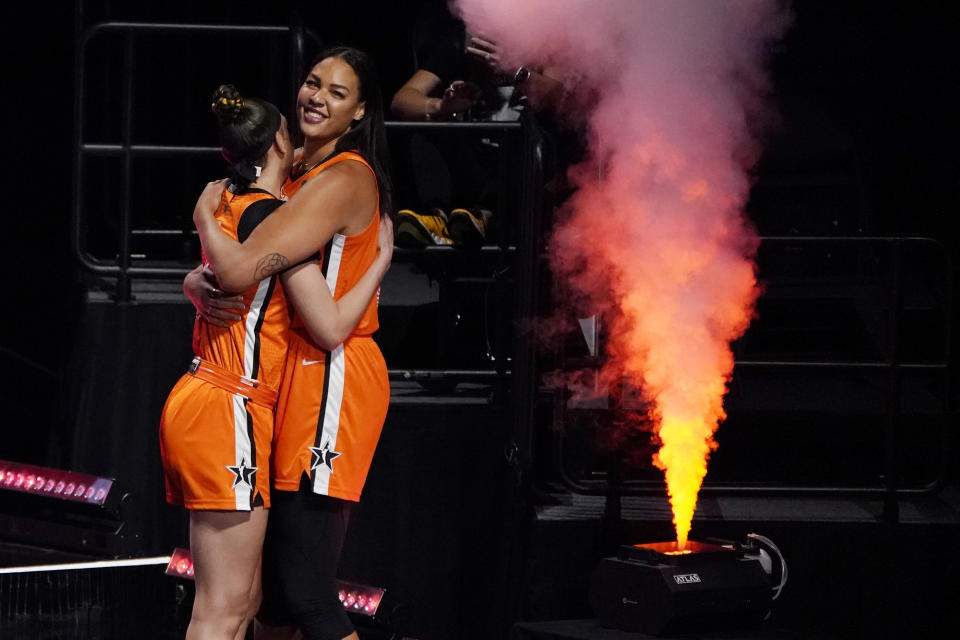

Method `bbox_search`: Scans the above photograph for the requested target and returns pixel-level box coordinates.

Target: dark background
[3,0,957,465]
[1,1,958,639]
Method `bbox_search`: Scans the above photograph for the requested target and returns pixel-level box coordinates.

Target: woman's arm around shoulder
[193,162,377,292]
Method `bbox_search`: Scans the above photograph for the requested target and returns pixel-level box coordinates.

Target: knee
[245,584,263,621]
[193,584,253,629]
[284,590,353,640]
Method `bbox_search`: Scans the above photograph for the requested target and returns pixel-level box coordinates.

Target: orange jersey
[195,187,290,389]
[160,186,289,510]
[273,152,389,500]
[282,151,380,338]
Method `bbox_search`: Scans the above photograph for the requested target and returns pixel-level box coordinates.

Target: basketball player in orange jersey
[162,82,392,640]
[191,48,393,640]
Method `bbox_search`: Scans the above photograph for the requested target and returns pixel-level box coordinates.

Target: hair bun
[211,84,244,122]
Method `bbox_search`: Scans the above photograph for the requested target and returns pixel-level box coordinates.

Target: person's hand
[466,35,504,72]
[193,178,228,226]
[184,264,245,327]
[375,215,394,276]
[439,80,482,116]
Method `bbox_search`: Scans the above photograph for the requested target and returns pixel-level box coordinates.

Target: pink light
[333,580,384,618]
[165,548,196,580]
[0,461,114,505]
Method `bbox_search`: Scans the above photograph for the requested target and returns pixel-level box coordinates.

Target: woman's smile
[301,105,328,124]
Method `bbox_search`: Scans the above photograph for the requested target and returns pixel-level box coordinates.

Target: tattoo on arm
[254,253,290,279]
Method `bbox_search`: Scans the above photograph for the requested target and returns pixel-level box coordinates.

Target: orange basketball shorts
[273,332,389,501]
[159,373,273,510]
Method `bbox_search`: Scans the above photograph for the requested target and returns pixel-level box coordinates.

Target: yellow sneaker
[448,207,493,247]
[396,208,453,247]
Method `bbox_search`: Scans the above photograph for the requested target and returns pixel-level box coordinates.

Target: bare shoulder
[332,161,378,232]
[295,159,376,200]
[329,157,377,188]
[292,158,377,232]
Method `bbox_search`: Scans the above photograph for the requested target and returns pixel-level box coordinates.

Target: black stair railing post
[882,240,903,523]
[116,31,135,303]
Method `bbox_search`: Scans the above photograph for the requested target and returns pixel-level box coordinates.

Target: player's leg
[253,620,302,639]
[234,552,263,640]
[186,508,269,640]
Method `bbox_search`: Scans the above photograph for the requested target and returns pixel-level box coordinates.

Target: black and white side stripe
[310,233,347,495]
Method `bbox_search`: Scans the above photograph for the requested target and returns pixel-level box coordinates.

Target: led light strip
[337,580,385,616]
[0,460,114,505]
[0,556,172,575]
[162,549,385,616]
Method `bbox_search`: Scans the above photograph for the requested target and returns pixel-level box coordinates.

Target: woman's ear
[275,128,289,154]
[353,102,366,122]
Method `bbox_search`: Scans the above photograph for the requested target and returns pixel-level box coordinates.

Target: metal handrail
[72,21,320,299]
[551,235,954,516]
[385,120,523,130]
[72,23,528,297]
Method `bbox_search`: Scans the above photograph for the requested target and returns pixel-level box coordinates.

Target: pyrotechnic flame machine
[589,534,787,635]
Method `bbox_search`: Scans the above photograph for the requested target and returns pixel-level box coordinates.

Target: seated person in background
[389,0,562,247]
[390,27,562,121]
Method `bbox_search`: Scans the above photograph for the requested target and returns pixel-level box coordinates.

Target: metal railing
[72,25,544,386]
[549,235,954,521]
[72,21,317,301]
[72,26,533,304]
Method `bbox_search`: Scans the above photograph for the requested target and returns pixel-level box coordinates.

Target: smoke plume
[453,0,790,547]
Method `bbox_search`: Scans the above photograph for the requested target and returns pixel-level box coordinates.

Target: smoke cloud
[453,0,790,547]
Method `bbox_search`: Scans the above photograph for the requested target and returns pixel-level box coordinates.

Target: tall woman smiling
[193,47,393,640]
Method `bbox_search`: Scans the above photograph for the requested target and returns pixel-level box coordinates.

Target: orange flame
[449,0,785,551]
[612,179,757,549]
[558,164,759,550]
[655,415,717,549]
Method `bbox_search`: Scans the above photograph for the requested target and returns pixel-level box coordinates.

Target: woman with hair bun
[190,47,393,640]
[162,82,392,640]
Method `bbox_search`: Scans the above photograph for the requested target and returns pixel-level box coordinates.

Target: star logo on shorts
[309,443,341,473]
[226,457,258,489]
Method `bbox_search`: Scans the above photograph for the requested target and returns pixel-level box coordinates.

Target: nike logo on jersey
[302,358,324,366]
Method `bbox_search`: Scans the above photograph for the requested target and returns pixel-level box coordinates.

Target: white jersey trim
[313,233,347,495]
[242,279,271,378]
[232,393,252,510]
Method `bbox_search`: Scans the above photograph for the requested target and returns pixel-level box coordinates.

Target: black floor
[523,486,960,640]
[2,484,958,639]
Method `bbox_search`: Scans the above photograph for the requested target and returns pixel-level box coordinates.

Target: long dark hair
[309,46,394,219]
[211,84,282,189]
